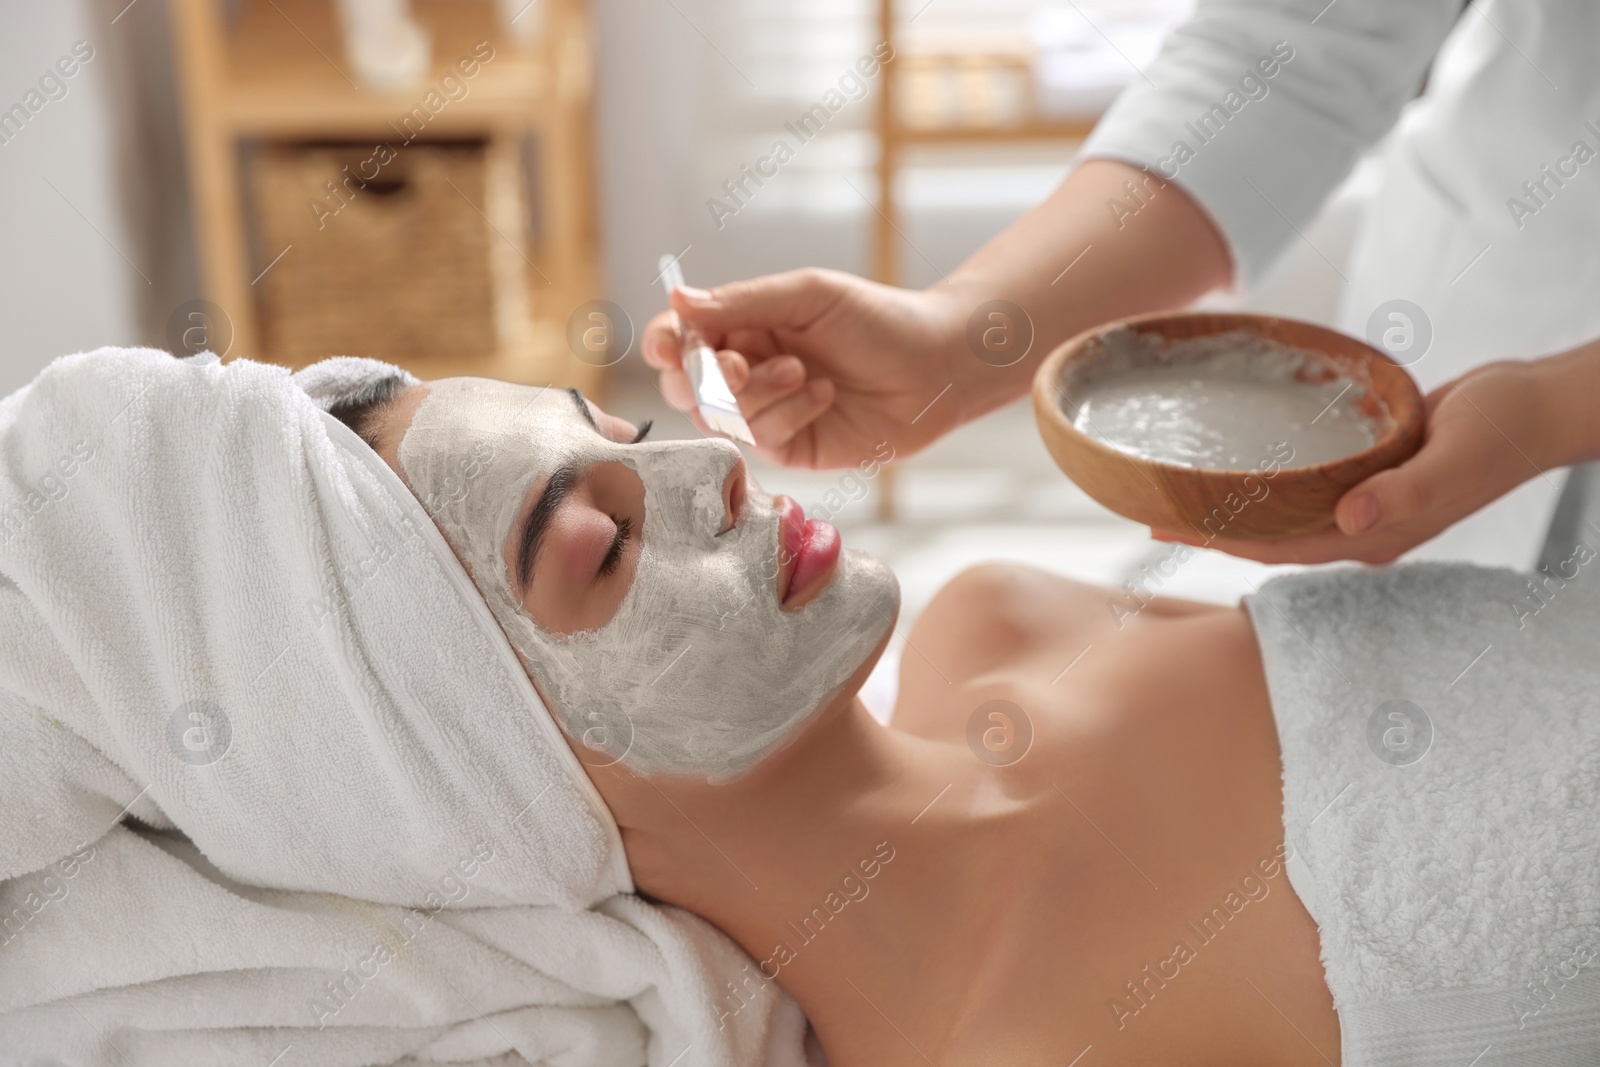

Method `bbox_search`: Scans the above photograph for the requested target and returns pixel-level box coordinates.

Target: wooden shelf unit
[869,2,1103,520]
[872,1,1102,287]
[894,52,1099,143]
[171,0,606,394]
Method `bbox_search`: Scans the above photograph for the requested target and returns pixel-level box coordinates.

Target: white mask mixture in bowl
[1067,328,1384,470]
[1032,314,1427,539]
[398,378,899,781]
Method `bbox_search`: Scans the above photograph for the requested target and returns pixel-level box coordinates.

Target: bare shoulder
[909,562,1221,666]
[892,562,1231,736]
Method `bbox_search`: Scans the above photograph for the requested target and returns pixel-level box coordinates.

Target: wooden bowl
[1031,311,1425,540]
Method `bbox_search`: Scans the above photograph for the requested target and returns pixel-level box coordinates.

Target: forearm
[1531,336,1600,469]
[930,159,1233,417]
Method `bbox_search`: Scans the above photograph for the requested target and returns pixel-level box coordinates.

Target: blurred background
[0,0,1386,699]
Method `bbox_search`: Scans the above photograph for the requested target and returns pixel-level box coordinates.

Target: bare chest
[896,570,1340,1064]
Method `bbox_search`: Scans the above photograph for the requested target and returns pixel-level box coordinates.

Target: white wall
[0,0,141,399]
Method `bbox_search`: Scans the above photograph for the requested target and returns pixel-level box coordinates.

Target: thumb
[1334,437,1453,535]
[670,269,839,343]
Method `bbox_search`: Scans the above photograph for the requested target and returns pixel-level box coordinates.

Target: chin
[826,547,899,677]
[711,568,900,786]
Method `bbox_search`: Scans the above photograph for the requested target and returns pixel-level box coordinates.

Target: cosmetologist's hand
[1153,359,1556,564]
[642,268,972,469]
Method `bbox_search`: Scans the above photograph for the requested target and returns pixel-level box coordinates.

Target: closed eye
[599,516,632,577]
[516,468,640,596]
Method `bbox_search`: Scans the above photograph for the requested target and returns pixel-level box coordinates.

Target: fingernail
[772,358,802,384]
[677,286,714,306]
[1346,493,1380,534]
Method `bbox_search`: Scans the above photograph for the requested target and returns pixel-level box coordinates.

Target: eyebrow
[515,464,578,593]
[568,385,653,444]
[567,387,597,430]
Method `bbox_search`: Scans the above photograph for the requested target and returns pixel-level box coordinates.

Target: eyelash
[592,419,648,580]
[599,516,632,577]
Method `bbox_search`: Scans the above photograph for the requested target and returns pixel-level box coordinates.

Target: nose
[650,435,746,538]
[719,456,747,535]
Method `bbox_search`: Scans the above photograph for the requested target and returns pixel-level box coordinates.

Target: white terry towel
[1246,561,1600,1066]
[0,348,814,1067]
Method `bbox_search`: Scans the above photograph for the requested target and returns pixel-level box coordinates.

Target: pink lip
[775,495,841,605]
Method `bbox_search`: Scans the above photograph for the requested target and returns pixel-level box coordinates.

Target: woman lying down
[1,348,1596,1067]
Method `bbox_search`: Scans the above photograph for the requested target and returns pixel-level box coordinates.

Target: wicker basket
[249,139,498,362]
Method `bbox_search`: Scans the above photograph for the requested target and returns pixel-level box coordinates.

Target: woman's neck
[614,698,1032,1060]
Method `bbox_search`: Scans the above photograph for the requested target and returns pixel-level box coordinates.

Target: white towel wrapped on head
[0,348,812,1067]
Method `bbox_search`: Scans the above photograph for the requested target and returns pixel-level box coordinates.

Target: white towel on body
[0,348,813,1067]
[1246,559,1600,1066]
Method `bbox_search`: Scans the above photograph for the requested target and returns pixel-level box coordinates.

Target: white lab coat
[1081,0,1599,570]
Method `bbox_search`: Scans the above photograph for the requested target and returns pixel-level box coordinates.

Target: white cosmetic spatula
[657,254,755,445]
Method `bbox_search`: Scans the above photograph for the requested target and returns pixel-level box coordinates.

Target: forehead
[412,378,591,442]
[422,378,576,424]
[381,378,587,475]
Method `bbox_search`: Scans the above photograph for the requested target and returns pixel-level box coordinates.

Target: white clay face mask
[1068,329,1380,469]
[397,378,899,781]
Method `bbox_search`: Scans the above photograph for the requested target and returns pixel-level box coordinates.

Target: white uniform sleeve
[1079,0,1465,286]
